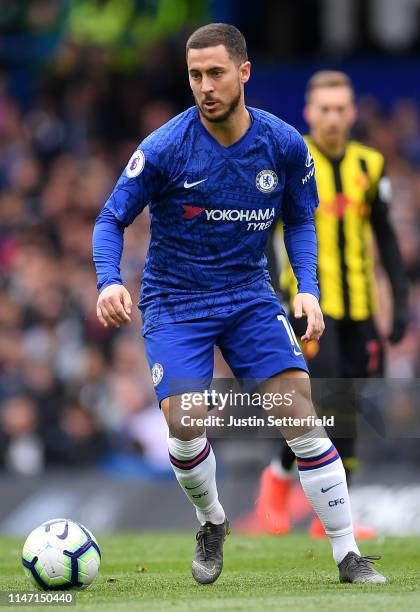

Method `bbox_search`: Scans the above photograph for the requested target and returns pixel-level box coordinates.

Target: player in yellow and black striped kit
[244,71,409,539]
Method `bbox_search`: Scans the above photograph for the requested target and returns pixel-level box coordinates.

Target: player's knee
[161,395,206,441]
[267,369,313,416]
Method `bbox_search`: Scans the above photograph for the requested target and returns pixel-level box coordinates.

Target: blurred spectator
[0,396,44,476]
[44,400,108,467]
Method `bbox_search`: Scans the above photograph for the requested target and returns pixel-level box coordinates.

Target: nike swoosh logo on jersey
[321,482,342,493]
[192,560,217,575]
[184,178,208,188]
[185,480,206,490]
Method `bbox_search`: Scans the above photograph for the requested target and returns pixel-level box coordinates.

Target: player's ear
[240,61,251,84]
[303,104,312,126]
[349,102,358,125]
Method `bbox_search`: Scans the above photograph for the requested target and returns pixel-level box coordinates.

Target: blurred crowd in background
[0,0,419,476]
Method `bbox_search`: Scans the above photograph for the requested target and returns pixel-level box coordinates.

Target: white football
[22,519,101,590]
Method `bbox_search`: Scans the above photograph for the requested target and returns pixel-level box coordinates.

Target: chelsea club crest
[151,363,164,386]
[256,169,278,193]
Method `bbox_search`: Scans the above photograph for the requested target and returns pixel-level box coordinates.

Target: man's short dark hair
[186,23,248,64]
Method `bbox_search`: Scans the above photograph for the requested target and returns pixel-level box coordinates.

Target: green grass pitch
[1,533,419,611]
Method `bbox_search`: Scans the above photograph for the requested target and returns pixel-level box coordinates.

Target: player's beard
[196,86,242,124]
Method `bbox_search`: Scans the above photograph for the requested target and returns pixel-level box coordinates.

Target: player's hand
[294,292,324,343]
[96,284,132,328]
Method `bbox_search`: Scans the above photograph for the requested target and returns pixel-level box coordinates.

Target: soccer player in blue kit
[93,24,386,585]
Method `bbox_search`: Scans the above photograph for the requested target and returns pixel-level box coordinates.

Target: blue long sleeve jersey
[93,106,319,334]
